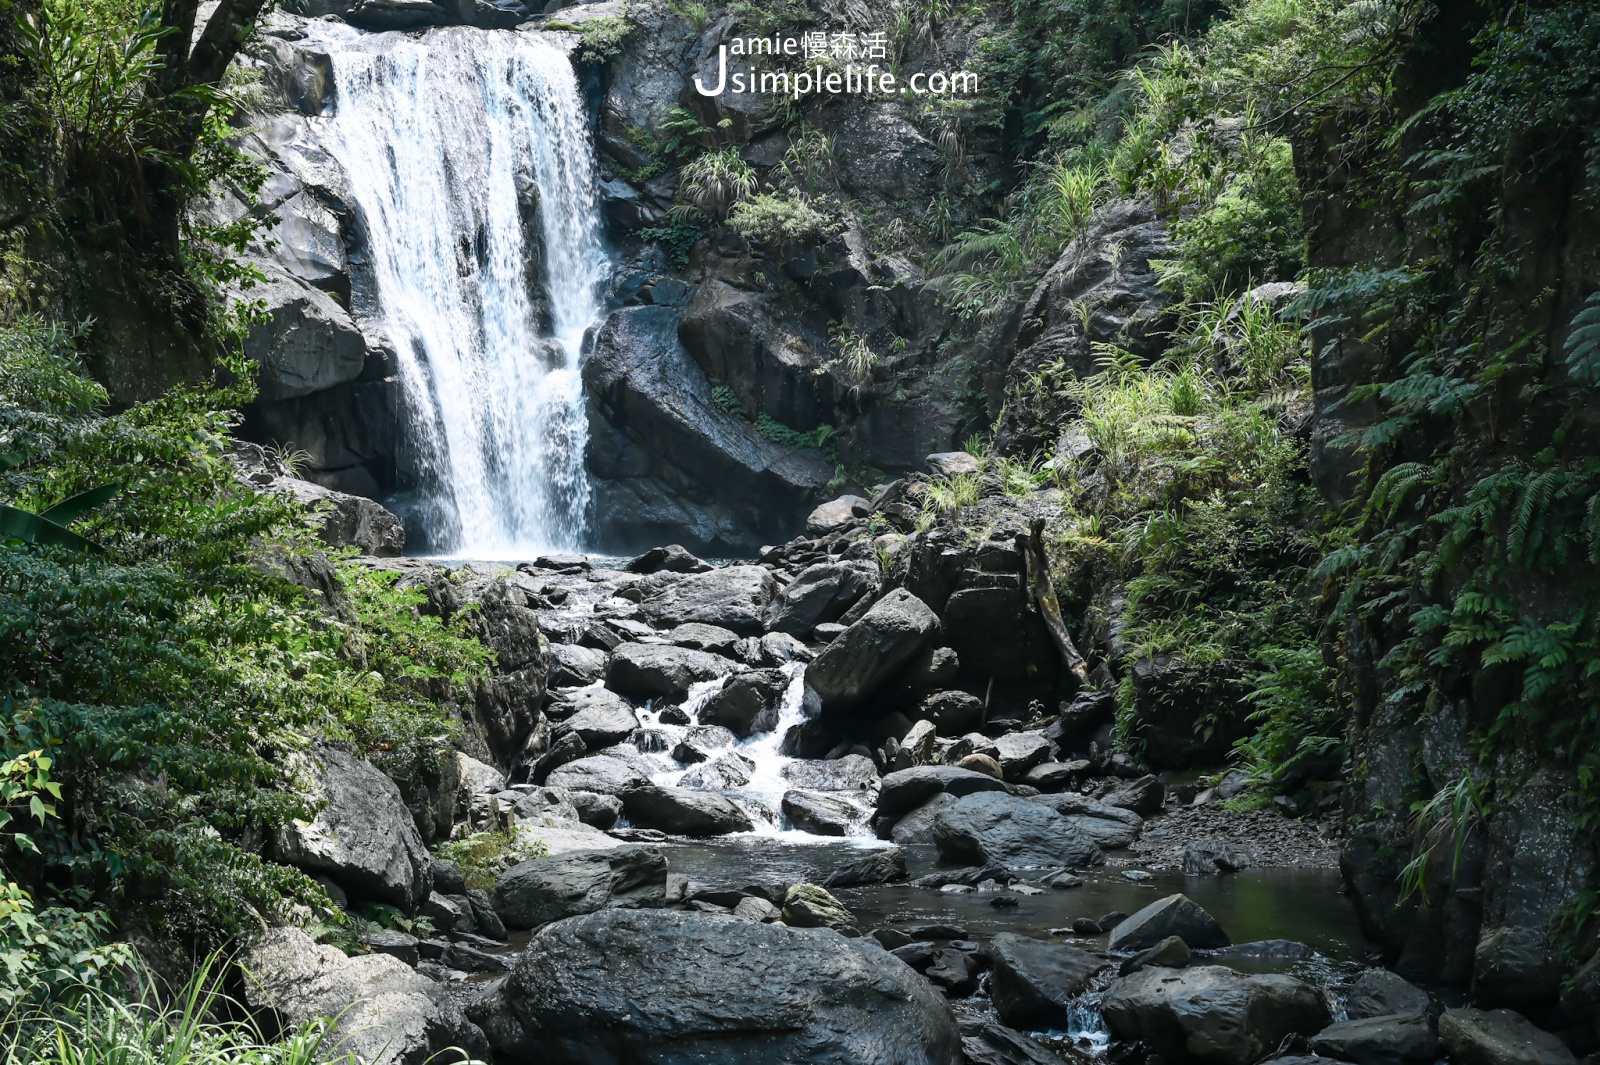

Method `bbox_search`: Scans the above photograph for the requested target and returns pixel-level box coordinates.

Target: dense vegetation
[0,0,1596,1040]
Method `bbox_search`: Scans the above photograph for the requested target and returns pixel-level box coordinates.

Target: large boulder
[697,668,789,737]
[606,643,739,702]
[877,765,1010,818]
[805,589,940,720]
[890,793,958,845]
[780,754,880,798]
[638,566,778,634]
[271,475,406,556]
[241,927,487,1065]
[670,723,737,764]
[764,560,880,637]
[931,792,1103,869]
[623,784,754,835]
[345,0,451,31]
[1345,970,1434,1020]
[782,883,855,930]
[804,495,870,535]
[822,847,909,888]
[495,909,962,1064]
[1101,965,1331,1065]
[275,747,432,912]
[543,754,651,797]
[1437,1008,1577,1065]
[549,643,608,688]
[244,264,366,402]
[1310,1013,1439,1065]
[1029,793,1143,849]
[1109,894,1231,951]
[989,933,1110,1030]
[677,749,755,790]
[491,846,667,930]
[782,790,865,836]
[552,688,640,750]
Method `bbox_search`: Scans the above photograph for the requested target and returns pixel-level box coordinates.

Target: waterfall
[304,24,608,555]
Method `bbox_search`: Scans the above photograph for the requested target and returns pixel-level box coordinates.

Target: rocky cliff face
[1297,5,1600,1011]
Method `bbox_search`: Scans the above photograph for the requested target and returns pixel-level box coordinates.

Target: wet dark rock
[925,948,980,995]
[678,750,755,790]
[1103,965,1331,1065]
[548,643,607,689]
[823,847,909,888]
[423,891,474,935]
[932,792,1103,869]
[670,723,737,764]
[443,941,514,975]
[697,668,788,737]
[918,690,986,736]
[638,566,778,634]
[763,560,880,637]
[1119,935,1191,975]
[568,790,623,830]
[622,784,754,835]
[781,754,880,797]
[878,765,1009,818]
[531,731,587,784]
[805,495,870,535]
[781,883,855,930]
[1437,1008,1577,1065]
[1346,970,1434,1020]
[242,927,487,1065]
[1109,893,1231,951]
[1213,939,1314,959]
[805,589,941,721]
[889,792,958,845]
[1310,1012,1439,1065]
[493,909,962,1064]
[993,733,1053,782]
[1029,793,1143,849]
[664,622,741,655]
[492,846,666,930]
[624,544,711,574]
[274,746,432,912]
[988,932,1110,1029]
[606,643,739,702]
[543,754,651,797]
[962,1021,1095,1065]
[551,688,639,750]
[782,790,864,836]
[362,929,421,966]
[1022,761,1087,791]
[1182,842,1249,875]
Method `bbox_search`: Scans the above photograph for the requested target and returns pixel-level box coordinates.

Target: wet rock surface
[495,909,964,1065]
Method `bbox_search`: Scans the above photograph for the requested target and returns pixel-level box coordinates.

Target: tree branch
[186,0,269,90]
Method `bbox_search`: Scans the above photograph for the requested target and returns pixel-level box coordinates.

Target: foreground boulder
[543,753,651,797]
[551,688,640,749]
[932,792,1103,868]
[1108,893,1231,951]
[497,909,962,1064]
[1310,1012,1439,1065]
[492,846,667,930]
[1437,1008,1577,1065]
[782,883,855,929]
[989,933,1109,1030]
[805,589,940,720]
[1102,965,1331,1065]
[782,789,864,836]
[242,927,487,1065]
[275,747,432,911]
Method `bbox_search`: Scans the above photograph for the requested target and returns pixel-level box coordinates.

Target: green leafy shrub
[728,193,844,246]
[435,828,549,892]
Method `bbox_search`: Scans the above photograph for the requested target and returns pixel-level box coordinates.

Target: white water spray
[306,25,607,554]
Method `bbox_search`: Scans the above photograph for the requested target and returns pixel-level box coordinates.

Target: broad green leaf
[37,482,121,525]
[0,506,102,553]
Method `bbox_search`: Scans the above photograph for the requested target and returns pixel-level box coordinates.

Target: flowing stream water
[305,25,608,555]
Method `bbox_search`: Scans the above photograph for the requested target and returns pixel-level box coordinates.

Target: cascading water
[304,24,608,555]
